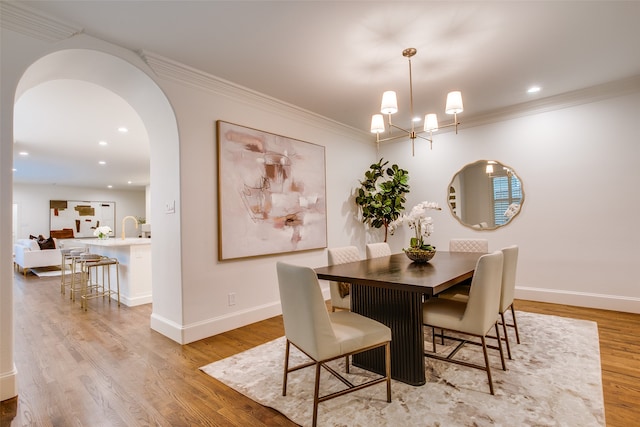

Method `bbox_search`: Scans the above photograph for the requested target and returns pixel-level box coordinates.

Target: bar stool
[60,247,84,295]
[80,256,120,311]
[69,251,101,301]
[67,249,91,301]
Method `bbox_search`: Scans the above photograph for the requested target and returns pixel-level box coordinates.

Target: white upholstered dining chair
[423,251,506,395]
[439,245,521,360]
[276,262,392,427]
[438,238,489,299]
[327,246,360,311]
[366,242,391,259]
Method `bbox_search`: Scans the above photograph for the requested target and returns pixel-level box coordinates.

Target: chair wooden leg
[510,304,521,344]
[501,312,512,360]
[480,336,494,395]
[385,342,391,402]
[282,340,291,396]
[312,362,322,427]
[494,322,506,371]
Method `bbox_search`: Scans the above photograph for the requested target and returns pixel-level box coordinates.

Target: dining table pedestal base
[351,284,426,386]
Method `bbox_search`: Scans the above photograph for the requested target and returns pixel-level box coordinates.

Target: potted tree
[355,158,410,242]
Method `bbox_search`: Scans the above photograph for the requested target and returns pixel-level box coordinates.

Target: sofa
[14,238,62,276]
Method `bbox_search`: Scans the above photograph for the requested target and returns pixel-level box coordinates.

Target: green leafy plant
[355,158,410,242]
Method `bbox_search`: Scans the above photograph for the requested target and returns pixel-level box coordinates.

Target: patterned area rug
[201,311,605,427]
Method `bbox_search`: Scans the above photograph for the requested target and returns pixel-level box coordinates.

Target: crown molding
[140,50,367,141]
[0,2,81,42]
[463,75,640,130]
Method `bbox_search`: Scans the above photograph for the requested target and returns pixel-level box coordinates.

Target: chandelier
[370,47,464,155]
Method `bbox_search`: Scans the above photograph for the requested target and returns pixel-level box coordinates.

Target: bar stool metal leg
[81,257,120,310]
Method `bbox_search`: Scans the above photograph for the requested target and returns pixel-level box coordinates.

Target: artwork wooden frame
[216,121,327,260]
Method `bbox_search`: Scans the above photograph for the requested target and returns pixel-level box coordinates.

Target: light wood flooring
[2,270,639,426]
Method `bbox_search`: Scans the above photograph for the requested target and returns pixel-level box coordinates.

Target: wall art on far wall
[216,121,327,260]
[50,200,116,238]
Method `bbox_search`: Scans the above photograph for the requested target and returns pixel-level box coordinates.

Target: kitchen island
[70,238,151,307]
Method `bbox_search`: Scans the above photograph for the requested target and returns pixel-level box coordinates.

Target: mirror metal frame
[447,160,524,231]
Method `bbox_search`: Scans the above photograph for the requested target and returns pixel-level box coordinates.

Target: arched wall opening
[14,48,183,340]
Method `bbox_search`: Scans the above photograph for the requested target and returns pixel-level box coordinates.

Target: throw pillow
[37,237,56,250]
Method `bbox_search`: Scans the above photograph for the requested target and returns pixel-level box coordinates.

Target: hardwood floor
[2,271,639,426]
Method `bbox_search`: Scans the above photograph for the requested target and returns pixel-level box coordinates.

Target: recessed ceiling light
[99,140,108,146]
[19,151,29,156]
[99,161,106,165]
[118,127,128,133]
[127,180,132,184]
[527,86,541,94]
[107,185,113,189]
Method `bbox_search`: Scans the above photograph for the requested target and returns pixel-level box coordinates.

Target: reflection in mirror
[448,160,524,230]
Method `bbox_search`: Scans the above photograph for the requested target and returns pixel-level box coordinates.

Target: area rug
[201,311,605,427]
[30,265,69,277]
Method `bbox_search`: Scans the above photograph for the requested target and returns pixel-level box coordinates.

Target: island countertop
[67,238,152,307]
[70,238,151,247]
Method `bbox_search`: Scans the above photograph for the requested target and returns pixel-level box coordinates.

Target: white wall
[154,65,375,342]
[13,183,145,240]
[380,90,640,312]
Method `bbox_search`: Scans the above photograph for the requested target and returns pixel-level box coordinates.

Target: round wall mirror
[448,160,524,230]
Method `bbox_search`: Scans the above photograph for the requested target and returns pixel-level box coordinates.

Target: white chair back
[500,245,519,313]
[449,238,489,253]
[366,242,391,259]
[276,262,339,361]
[460,251,504,336]
[328,246,360,265]
[327,246,360,311]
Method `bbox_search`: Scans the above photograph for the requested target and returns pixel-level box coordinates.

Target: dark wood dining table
[314,251,483,386]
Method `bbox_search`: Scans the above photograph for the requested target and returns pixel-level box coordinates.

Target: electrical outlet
[228,293,236,306]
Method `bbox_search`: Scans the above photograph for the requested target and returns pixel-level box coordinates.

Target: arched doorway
[14,48,183,338]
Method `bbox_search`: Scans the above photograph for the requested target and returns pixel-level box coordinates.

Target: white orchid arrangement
[390,201,441,250]
[93,225,113,239]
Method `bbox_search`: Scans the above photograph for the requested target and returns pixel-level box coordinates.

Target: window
[492,174,521,226]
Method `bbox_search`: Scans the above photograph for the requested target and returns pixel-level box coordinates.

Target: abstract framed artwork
[216,121,327,260]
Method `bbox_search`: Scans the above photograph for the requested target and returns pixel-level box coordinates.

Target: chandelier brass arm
[376,116,461,154]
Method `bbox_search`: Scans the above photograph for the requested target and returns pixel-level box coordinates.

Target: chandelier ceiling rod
[370,47,464,156]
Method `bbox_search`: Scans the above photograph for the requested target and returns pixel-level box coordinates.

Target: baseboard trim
[515,286,640,314]
[150,312,184,344]
[149,290,331,345]
[181,301,283,344]
[0,365,18,401]
[119,293,152,307]
[150,302,283,345]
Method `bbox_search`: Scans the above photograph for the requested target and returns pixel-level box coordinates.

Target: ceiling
[10,1,640,189]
